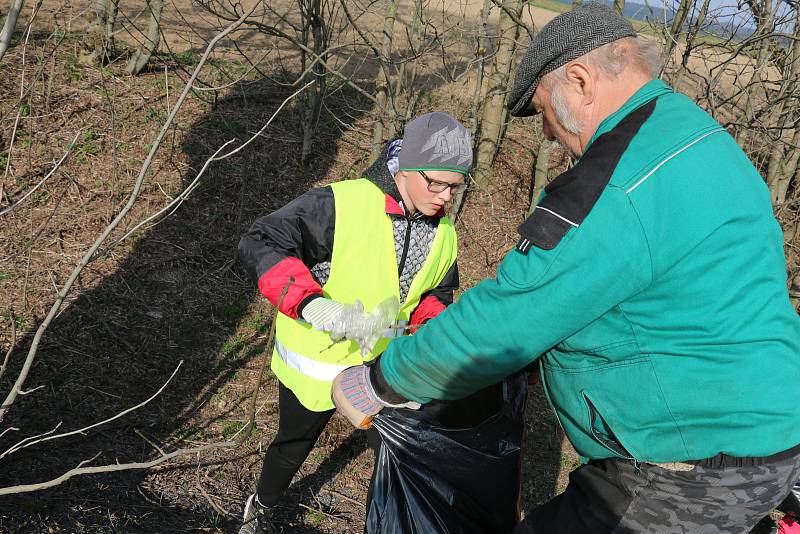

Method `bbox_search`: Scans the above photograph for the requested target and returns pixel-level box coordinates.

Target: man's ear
[564,62,596,107]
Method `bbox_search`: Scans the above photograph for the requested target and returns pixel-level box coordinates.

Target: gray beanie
[507,3,636,117]
[398,112,472,175]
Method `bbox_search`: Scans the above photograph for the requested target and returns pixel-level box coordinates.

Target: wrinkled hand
[302,297,400,355]
[331,365,420,429]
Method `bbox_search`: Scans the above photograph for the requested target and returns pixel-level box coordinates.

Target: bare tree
[125,0,165,75]
[370,0,400,158]
[81,0,118,65]
[473,0,525,187]
[660,0,694,72]
[298,0,331,166]
[764,5,800,206]
[0,0,25,63]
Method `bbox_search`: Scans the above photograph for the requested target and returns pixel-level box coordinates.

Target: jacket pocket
[543,356,688,461]
[582,392,634,460]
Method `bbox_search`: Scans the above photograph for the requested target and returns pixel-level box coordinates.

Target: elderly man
[331,4,800,533]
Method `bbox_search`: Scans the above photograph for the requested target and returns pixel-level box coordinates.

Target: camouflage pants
[514,448,800,534]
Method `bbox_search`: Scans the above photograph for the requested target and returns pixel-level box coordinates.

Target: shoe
[239,493,277,534]
[776,515,800,534]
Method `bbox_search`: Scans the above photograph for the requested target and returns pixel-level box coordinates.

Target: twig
[0,130,81,217]
[319,487,365,509]
[298,502,346,522]
[0,3,259,423]
[0,310,17,381]
[0,441,234,496]
[1,361,184,459]
[0,427,19,440]
[135,429,166,457]
[242,279,293,441]
[197,471,235,518]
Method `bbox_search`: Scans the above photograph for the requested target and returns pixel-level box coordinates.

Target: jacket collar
[583,79,673,154]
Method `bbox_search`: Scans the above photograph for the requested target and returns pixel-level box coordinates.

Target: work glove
[302,296,400,355]
[331,364,420,429]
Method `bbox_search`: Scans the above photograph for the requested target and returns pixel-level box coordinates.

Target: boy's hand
[302,296,400,355]
[301,297,346,331]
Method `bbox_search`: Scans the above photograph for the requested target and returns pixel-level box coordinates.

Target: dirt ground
[0,2,788,533]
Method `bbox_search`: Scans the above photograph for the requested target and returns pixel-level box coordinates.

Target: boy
[237,112,471,533]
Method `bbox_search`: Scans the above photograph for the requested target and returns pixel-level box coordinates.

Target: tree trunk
[81,0,117,65]
[450,0,492,222]
[469,0,492,136]
[473,0,523,188]
[398,0,424,125]
[300,0,327,166]
[660,0,693,74]
[0,0,25,64]
[125,0,164,75]
[528,137,550,215]
[734,0,777,144]
[371,0,399,159]
[765,8,800,206]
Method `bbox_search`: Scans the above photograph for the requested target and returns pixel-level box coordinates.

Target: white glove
[301,296,400,355]
[301,297,346,330]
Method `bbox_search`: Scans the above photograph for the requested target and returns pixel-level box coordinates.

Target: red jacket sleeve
[238,187,334,319]
[408,261,459,332]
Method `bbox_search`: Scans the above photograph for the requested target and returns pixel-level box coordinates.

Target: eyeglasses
[418,170,467,194]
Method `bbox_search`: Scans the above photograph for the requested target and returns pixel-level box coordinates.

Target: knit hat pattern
[398,112,473,175]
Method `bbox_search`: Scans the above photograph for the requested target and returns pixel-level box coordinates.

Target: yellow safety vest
[271,178,457,411]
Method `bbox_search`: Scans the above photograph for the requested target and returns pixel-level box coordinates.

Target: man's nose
[438,187,454,201]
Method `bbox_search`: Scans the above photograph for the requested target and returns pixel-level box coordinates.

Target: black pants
[257,382,381,506]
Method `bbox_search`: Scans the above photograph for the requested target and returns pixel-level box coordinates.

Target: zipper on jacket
[397,216,412,276]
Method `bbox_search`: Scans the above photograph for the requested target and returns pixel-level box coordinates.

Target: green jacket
[379,80,800,463]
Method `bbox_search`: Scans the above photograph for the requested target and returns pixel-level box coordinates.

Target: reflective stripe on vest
[275,340,349,382]
[274,320,407,383]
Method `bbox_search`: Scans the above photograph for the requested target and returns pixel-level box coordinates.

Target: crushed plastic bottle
[327,296,400,355]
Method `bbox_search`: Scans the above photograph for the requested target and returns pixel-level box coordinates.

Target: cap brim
[508,81,541,118]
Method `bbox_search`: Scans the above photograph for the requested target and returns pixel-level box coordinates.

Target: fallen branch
[1,361,184,460]
[0,0,25,64]
[0,441,235,496]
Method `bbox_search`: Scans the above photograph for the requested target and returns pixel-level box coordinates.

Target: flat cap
[507,3,636,117]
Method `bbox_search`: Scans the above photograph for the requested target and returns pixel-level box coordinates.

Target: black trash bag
[366,376,527,534]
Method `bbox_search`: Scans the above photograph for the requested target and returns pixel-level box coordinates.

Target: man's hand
[331,365,384,429]
[331,364,420,429]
